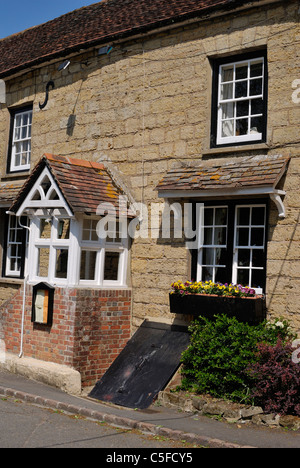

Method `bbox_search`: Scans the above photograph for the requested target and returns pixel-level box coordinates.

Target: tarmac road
[0,396,200,449]
[0,369,300,448]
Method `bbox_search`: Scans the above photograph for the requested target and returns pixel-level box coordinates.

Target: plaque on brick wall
[32,282,55,326]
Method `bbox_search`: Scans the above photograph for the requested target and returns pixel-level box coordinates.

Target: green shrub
[180,314,294,403]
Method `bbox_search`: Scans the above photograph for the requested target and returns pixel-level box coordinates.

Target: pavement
[0,369,300,448]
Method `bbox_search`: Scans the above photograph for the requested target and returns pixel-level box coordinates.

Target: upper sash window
[9,107,33,172]
[211,52,267,147]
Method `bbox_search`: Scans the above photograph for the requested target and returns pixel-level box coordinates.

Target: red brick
[0,285,131,387]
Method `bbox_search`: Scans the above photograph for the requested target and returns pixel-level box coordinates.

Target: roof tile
[0,0,261,77]
[0,182,24,205]
[156,155,290,193]
[10,154,134,217]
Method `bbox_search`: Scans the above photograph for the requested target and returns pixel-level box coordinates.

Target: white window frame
[217,57,265,146]
[5,215,28,277]
[29,216,72,286]
[197,206,228,284]
[232,204,266,295]
[78,216,128,288]
[10,108,33,172]
[27,215,129,288]
[196,203,266,294]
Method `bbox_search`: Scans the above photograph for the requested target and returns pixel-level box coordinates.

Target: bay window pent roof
[9,154,132,218]
[0,182,24,207]
[156,154,290,217]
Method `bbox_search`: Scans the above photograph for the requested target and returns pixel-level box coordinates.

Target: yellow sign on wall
[34,289,50,324]
[32,283,54,326]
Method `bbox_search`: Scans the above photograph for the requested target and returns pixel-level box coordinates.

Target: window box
[169,280,266,324]
[169,292,266,325]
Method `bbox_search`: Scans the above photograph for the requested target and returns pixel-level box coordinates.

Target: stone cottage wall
[0,284,131,386]
[0,1,299,332]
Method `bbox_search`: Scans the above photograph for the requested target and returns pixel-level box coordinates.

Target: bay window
[6,155,132,289]
[28,215,128,287]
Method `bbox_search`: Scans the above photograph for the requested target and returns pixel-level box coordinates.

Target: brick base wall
[0,284,131,387]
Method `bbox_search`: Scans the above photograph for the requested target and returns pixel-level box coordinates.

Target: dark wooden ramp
[89,321,190,409]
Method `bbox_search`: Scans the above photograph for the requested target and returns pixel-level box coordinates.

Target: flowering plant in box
[171,280,256,298]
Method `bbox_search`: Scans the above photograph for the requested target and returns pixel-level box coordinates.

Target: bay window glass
[57,219,70,240]
[80,250,97,281]
[104,251,120,281]
[37,247,50,278]
[79,216,127,286]
[82,218,98,241]
[40,219,52,239]
[55,249,69,279]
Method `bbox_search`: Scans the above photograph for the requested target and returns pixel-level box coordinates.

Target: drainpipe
[6,212,31,358]
[19,274,29,358]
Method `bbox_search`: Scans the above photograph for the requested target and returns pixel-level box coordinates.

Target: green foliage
[247,340,300,416]
[180,315,294,404]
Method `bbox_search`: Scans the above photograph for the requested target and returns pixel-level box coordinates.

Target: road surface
[0,395,201,451]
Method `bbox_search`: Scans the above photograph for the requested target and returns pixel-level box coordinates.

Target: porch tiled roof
[10,154,133,217]
[0,0,262,78]
[156,154,290,193]
[0,182,24,205]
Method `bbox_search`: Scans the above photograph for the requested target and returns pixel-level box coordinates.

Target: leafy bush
[180,314,294,404]
[247,340,300,416]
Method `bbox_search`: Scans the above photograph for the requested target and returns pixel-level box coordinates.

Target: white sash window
[5,215,28,277]
[10,108,33,172]
[211,52,267,148]
[196,202,267,294]
[232,205,266,294]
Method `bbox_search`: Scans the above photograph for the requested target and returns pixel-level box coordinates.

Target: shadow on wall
[66,114,76,136]
[267,203,300,315]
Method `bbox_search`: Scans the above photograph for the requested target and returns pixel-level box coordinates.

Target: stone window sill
[0,277,24,285]
[202,143,269,157]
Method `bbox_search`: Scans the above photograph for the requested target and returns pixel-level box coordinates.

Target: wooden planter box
[169,293,266,325]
